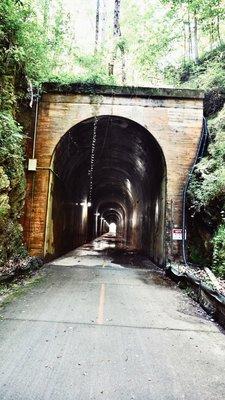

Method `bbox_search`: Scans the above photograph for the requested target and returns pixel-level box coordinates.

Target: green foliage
[167,13,225,275]
[1,0,112,86]
[49,60,115,86]
[137,25,173,80]
[120,0,174,82]
[160,0,225,81]
[162,0,224,15]
[69,53,115,85]
[0,110,26,267]
[189,108,225,210]
[0,0,46,83]
[0,0,29,269]
[164,45,225,90]
[212,223,225,278]
[188,107,225,275]
[188,243,206,266]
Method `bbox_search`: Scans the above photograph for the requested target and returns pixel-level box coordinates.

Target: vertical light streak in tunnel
[89,116,98,204]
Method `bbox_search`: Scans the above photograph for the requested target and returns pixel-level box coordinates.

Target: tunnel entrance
[45,116,166,265]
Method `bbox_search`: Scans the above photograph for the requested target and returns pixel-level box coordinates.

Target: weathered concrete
[0,235,225,400]
[23,84,204,261]
[43,82,205,99]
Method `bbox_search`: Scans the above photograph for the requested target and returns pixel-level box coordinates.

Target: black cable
[182,117,209,266]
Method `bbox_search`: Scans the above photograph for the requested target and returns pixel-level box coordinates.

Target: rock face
[0,74,27,272]
[204,90,225,117]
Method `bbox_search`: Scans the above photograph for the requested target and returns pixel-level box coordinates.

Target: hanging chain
[88,116,98,203]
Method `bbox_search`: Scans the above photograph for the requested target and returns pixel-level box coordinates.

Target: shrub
[212,224,225,278]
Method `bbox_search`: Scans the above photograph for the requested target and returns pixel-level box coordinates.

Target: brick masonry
[23,85,204,260]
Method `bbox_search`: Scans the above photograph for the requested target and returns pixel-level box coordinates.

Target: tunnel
[46,115,167,265]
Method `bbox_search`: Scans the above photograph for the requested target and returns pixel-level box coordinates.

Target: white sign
[28,158,37,171]
[172,228,186,241]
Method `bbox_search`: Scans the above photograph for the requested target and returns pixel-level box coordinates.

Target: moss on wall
[0,87,27,268]
[0,76,27,270]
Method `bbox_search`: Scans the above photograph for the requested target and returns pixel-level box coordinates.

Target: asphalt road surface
[1,234,225,400]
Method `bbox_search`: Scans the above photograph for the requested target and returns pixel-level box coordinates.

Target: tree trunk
[193,12,199,62]
[121,46,126,83]
[216,16,222,45]
[113,0,121,37]
[109,0,121,77]
[109,0,120,76]
[183,22,187,61]
[94,0,100,54]
[109,0,126,83]
[43,0,50,28]
[101,0,107,46]
[108,47,117,77]
[187,9,192,60]
[210,21,214,51]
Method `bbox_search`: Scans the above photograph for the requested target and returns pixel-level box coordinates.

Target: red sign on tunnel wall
[172,228,186,241]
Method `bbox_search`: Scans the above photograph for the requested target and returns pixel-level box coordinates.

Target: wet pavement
[0,235,225,399]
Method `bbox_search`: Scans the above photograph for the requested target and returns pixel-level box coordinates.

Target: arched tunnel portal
[46,116,167,265]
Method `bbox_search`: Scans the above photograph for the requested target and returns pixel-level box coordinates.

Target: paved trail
[1,235,225,399]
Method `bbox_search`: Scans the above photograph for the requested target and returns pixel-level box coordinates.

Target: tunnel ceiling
[54,116,165,210]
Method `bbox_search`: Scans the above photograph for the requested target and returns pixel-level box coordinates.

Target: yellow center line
[96,283,106,325]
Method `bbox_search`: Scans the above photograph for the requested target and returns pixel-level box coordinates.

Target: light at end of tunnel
[109,222,117,234]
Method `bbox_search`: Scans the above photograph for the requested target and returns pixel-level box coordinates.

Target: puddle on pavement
[50,234,163,273]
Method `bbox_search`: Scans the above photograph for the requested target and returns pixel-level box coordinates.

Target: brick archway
[23,84,204,262]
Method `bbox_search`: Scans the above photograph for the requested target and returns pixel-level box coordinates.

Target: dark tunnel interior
[48,115,166,265]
